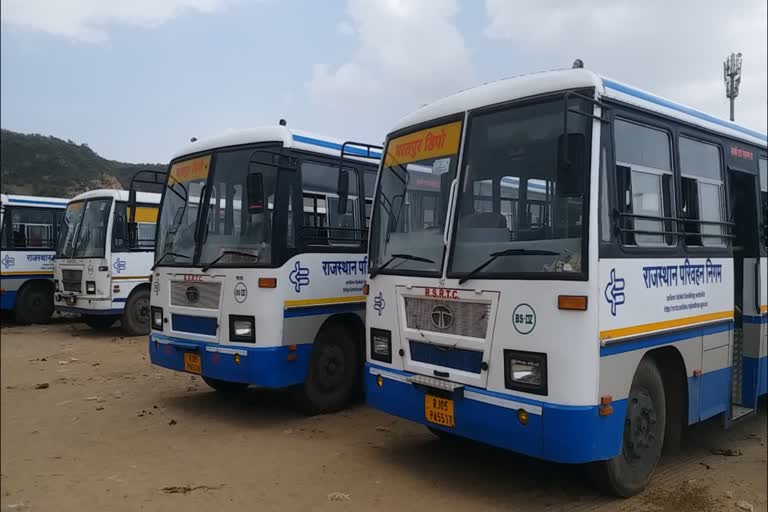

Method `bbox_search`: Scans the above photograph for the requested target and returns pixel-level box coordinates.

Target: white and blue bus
[363,67,767,496]
[53,189,161,335]
[149,125,381,413]
[1,193,68,324]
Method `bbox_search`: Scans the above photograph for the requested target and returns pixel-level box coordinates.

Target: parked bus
[53,189,161,335]
[363,67,767,496]
[0,193,68,324]
[148,125,380,413]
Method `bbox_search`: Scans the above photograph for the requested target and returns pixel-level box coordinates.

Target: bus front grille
[403,297,490,339]
[170,281,221,309]
[62,269,82,292]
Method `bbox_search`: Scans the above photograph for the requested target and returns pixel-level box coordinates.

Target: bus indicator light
[258,277,277,288]
[517,409,529,425]
[558,295,588,311]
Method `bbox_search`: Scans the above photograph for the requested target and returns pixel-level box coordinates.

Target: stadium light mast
[723,52,742,122]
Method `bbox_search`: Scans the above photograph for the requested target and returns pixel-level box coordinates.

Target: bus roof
[390,68,767,148]
[171,125,382,163]
[67,189,161,205]
[0,193,69,208]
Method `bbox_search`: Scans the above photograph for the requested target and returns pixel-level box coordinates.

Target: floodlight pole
[723,52,742,122]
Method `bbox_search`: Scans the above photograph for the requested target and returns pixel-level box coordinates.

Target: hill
[0,129,166,197]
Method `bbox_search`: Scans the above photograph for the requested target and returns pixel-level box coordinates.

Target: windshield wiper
[370,253,435,279]
[201,250,259,272]
[458,248,560,285]
[152,251,190,270]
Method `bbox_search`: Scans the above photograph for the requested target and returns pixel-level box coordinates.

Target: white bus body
[0,194,68,323]
[364,68,767,496]
[53,189,161,334]
[149,125,380,413]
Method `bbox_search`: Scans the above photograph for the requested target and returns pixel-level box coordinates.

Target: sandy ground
[1,319,766,512]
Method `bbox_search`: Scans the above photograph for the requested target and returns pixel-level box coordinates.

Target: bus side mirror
[557,133,586,197]
[337,169,349,215]
[246,173,265,214]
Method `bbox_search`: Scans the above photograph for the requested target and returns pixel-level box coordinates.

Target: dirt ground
[1,319,766,512]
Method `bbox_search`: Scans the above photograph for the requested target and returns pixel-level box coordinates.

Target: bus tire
[202,376,249,393]
[121,288,151,336]
[591,358,666,497]
[82,314,118,330]
[15,281,54,325]
[295,323,358,415]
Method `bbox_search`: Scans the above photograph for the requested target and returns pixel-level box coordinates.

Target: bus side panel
[0,248,55,310]
[598,258,733,428]
[741,256,768,406]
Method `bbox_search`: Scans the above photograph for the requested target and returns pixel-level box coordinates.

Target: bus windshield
[369,121,462,276]
[56,198,112,259]
[155,148,278,267]
[449,97,591,278]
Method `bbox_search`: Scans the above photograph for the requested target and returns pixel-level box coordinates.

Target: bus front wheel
[121,288,150,336]
[15,281,54,325]
[295,323,358,415]
[591,358,666,497]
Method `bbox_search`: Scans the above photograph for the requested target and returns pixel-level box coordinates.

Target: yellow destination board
[384,121,462,168]
[169,155,211,184]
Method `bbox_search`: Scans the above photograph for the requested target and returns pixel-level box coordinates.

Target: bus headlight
[54,280,60,292]
[151,306,164,330]
[86,281,96,294]
[370,328,392,363]
[504,350,547,395]
[229,315,255,343]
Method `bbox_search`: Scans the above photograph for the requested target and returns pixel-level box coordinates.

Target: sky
[1,0,766,164]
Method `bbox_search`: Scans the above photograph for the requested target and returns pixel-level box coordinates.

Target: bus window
[9,207,57,249]
[301,161,361,246]
[614,119,674,247]
[679,137,725,247]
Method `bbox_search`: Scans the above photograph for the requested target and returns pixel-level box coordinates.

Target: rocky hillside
[0,129,165,198]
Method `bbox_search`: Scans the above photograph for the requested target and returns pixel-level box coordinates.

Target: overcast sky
[1,0,766,163]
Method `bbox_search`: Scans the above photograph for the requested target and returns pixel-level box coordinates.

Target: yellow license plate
[184,352,201,374]
[425,394,455,427]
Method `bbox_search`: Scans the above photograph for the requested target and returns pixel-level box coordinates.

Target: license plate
[425,394,455,428]
[184,352,201,374]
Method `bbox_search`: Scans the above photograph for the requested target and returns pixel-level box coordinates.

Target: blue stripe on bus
[742,355,768,407]
[0,290,17,310]
[171,314,218,336]
[366,362,626,463]
[56,305,124,315]
[283,301,365,318]
[149,334,313,388]
[603,78,768,142]
[112,298,128,303]
[409,340,483,374]
[743,314,767,324]
[0,274,54,280]
[600,321,733,357]
[6,198,68,207]
[291,135,382,159]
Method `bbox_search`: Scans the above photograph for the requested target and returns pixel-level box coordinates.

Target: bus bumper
[149,333,312,389]
[365,363,627,464]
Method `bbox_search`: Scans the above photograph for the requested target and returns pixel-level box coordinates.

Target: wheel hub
[316,345,345,391]
[624,388,657,461]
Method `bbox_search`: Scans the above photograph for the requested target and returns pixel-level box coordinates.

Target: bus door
[728,167,763,415]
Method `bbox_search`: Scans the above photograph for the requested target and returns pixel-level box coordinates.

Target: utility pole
[723,52,742,122]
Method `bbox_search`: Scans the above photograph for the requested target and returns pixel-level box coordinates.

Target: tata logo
[604,268,626,317]
[183,274,203,282]
[431,305,454,330]
[185,286,200,304]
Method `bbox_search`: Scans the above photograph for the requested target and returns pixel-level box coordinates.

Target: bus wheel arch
[645,346,688,454]
[15,279,55,325]
[294,312,364,415]
[121,284,151,336]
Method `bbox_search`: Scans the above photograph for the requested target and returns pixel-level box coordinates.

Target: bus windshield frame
[56,197,113,259]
